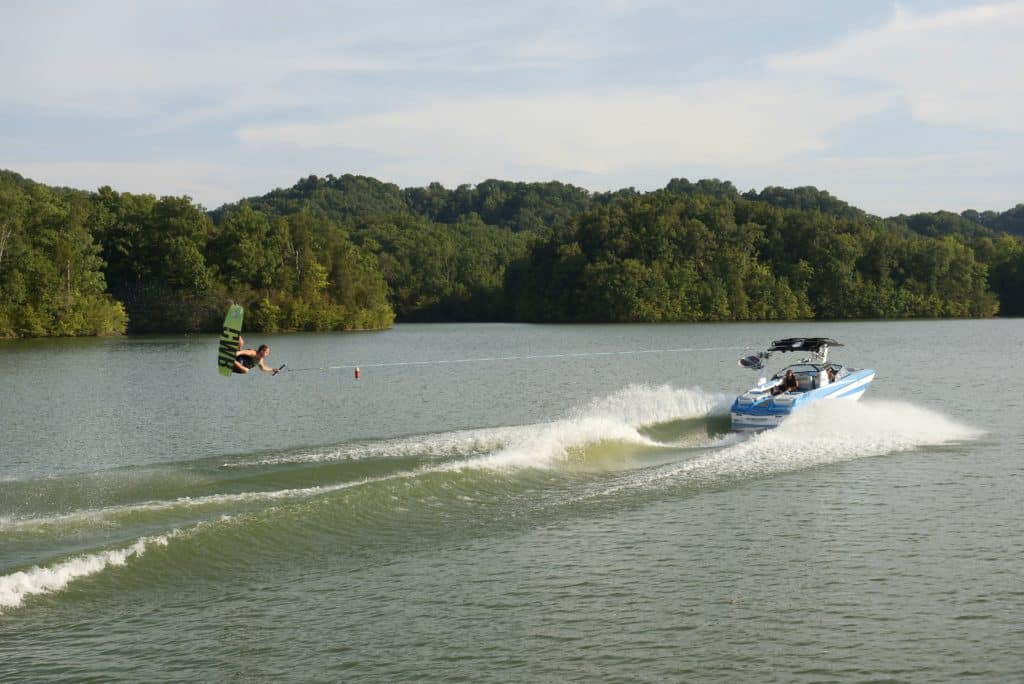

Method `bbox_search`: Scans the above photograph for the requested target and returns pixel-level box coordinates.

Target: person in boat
[233,343,279,375]
[826,366,836,383]
[771,369,799,395]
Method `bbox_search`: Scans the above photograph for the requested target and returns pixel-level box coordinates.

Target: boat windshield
[772,363,821,379]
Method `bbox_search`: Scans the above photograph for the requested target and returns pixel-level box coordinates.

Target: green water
[2,321,1022,681]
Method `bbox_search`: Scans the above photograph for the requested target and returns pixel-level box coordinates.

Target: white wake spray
[600,398,983,495]
[450,385,729,472]
[0,530,182,612]
[221,426,527,468]
[1,476,403,533]
[567,383,732,424]
[225,385,729,474]
[2,394,978,613]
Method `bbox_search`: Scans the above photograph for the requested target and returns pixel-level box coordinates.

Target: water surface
[2,321,1022,681]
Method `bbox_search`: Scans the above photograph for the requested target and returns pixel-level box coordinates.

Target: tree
[0,176,126,336]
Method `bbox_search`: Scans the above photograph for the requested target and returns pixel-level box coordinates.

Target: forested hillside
[0,171,394,336]
[2,169,1023,337]
[506,190,1007,321]
[0,172,127,336]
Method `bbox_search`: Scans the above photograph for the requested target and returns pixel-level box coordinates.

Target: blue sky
[2,0,1022,216]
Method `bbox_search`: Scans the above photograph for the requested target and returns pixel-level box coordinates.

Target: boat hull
[730,369,875,431]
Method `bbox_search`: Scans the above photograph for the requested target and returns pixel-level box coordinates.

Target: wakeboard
[218,305,244,377]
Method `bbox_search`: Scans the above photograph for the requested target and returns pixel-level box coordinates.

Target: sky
[2,0,1022,216]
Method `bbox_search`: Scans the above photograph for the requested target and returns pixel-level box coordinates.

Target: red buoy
[354,367,361,379]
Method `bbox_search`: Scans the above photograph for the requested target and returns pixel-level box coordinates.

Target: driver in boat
[771,369,798,396]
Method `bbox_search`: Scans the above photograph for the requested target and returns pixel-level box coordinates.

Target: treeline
[0,171,393,336]
[213,174,634,235]
[231,174,1024,321]
[506,191,1012,321]
[2,169,1024,337]
[0,172,127,336]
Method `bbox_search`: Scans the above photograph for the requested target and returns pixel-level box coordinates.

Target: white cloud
[766,1,1024,131]
[232,2,1024,210]
[238,80,887,175]
[4,1,1022,215]
[0,40,397,119]
[0,2,602,119]
[513,31,608,63]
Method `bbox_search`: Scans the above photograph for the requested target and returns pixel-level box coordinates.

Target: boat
[730,337,875,431]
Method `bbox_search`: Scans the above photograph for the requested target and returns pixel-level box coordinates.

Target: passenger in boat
[771,369,799,395]
[826,367,836,383]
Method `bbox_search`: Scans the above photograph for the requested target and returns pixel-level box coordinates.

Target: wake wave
[1,390,980,612]
[441,385,728,472]
[0,474,418,533]
[219,384,727,473]
[0,530,183,612]
[598,398,982,496]
[220,426,525,468]
[3,386,724,531]
[567,383,732,424]
[747,398,981,461]
[7,390,970,531]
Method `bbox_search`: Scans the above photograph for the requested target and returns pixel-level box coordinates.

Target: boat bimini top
[767,337,841,357]
[739,337,842,370]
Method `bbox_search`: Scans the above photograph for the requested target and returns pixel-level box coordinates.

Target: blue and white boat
[730,337,875,431]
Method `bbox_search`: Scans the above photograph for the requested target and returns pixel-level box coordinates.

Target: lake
[2,320,1022,681]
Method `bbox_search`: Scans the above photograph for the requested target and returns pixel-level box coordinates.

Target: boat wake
[0,530,184,611]
[0,386,980,613]
[594,397,983,497]
[443,384,731,472]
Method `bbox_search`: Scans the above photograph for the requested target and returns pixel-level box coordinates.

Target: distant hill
[213,173,630,236]
[3,167,1024,337]
[742,185,868,221]
[963,204,1024,237]
[213,172,1024,241]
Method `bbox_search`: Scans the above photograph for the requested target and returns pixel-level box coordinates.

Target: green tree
[0,175,126,336]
